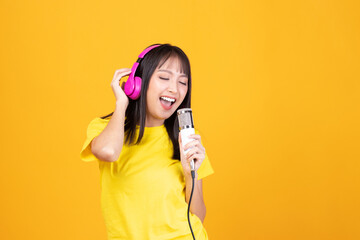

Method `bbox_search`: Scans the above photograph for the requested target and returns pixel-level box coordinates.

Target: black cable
[187,170,196,240]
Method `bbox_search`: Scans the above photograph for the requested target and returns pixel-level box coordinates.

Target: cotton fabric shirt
[80,117,215,240]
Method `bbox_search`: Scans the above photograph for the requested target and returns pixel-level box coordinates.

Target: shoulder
[89,114,126,124]
[86,116,111,132]
[90,116,111,124]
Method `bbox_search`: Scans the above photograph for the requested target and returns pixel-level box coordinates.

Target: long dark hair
[100,43,192,160]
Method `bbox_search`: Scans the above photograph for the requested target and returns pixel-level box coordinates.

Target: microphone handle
[180,128,196,171]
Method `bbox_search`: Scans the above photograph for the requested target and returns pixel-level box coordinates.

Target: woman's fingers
[185,146,203,159]
[111,69,131,87]
[178,134,183,151]
[189,134,201,140]
[114,68,131,75]
[112,69,132,82]
[186,150,205,163]
[184,139,205,152]
[111,68,133,105]
[178,134,186,160]
[188,153,205,171]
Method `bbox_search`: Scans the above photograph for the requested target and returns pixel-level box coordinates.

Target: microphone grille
[177,108,194,130]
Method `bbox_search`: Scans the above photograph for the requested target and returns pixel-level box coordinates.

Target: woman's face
[145,56,189,127]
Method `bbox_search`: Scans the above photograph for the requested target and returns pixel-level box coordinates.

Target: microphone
[177,108,196,172]
[177,108,197,240]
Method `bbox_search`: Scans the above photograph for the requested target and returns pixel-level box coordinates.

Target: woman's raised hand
[111,68,132,108]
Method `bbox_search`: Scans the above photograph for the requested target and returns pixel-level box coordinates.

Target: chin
[161,111,175,121]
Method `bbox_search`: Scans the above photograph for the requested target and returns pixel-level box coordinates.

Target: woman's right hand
[111,68,132,108]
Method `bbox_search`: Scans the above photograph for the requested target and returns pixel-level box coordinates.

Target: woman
[80,43,214,240]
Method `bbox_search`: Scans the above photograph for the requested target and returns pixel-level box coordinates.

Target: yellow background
[1,0,359,239]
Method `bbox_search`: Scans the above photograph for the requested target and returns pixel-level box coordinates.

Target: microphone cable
[187,170,196,240]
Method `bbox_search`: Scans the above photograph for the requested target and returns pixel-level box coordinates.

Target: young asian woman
[80,43,214,240]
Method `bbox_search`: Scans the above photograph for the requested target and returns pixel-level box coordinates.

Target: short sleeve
[80,117,110,162]
[194,128,215,180]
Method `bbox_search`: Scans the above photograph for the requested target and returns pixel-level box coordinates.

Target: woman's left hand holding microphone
[178,133,206,179]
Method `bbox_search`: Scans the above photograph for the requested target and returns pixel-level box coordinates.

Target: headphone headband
[129,44,161,79]
[138,44,161,58]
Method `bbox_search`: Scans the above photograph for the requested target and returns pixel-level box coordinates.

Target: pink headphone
[123,44,161,100]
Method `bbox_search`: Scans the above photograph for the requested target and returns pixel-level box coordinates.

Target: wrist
[115,100,128,111]
[185,171,198,181]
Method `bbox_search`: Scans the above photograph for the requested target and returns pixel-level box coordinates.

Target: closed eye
[159,76,187,85]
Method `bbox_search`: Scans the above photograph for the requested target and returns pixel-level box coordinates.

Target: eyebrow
[158,69,188,77]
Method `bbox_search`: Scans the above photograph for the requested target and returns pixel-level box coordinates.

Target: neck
[144,118,165,127]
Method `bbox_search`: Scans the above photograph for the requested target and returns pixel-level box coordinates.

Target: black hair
[100,43,192,160]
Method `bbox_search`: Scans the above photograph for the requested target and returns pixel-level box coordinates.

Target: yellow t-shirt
[80,117,215,240]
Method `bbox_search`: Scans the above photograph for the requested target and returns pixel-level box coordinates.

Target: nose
[167,79,178,94]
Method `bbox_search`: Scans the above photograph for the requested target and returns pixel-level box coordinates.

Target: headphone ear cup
[128,76,142,100]
[124,75,135,97]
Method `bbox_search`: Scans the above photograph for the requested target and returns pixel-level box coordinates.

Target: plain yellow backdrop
[1,0,359,239]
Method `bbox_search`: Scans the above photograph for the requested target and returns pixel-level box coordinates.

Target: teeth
[160,96,176,102]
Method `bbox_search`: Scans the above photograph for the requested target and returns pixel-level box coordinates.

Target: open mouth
[159,96,176,108]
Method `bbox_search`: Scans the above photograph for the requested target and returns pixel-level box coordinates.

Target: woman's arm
[91,101,127,162]
[184,172,206,223]
[178,133,208,223]
[90,68,131,162]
